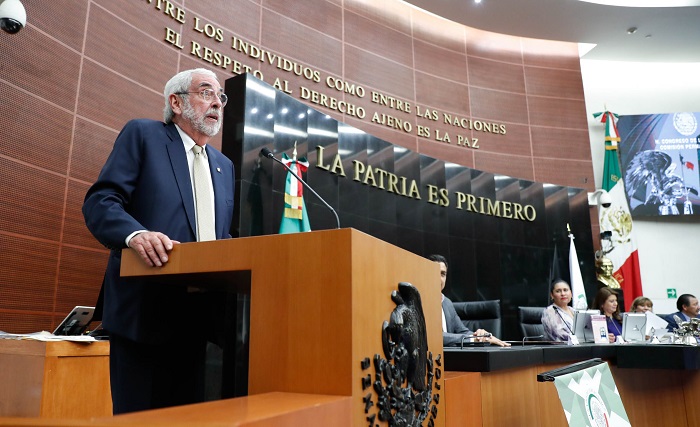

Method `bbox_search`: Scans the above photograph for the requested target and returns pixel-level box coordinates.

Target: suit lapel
[164,123,197,237]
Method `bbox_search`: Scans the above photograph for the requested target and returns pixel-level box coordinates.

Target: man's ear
[169,94,183,116]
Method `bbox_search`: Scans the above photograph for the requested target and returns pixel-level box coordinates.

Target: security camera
[0,0,27,34]
[587,189,612,208]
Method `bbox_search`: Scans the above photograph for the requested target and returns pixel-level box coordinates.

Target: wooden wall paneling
[478,123,533,157]
[70,119,118,184]
[411,12,466,54]
[465,28,524,65]
[684,370,700,427]
[189,0,263,42]
[468,87,529,125]
[413,39,468,84]
[611,367,689,427]
[443,371,483,427]
[62,181,104,249]
[263,0,343,42]
[92,0,185,43]
[84,5,180,91]
[521,39,582,70]
[260,11,343,74]
[344,45,415,99]
[468,56,527,93]
[0,352,44,417]
[345,0,413,35]
[0,159,66,241]
[524,66,585,100]
[533,157,594,190]
[473,151,534,181]
[22,0,88,51]
[0,29,81,111]
[530,126,592,161]
[41,354,111,418]
[480,366,542,425]
[345,11,414,69]
[414,71,470,115]
[54,246,106,320]
[527,96,588,130]
[0,84,73,174]
[76,61,163,131]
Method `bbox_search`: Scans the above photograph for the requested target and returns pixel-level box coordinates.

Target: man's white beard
[182,101,222,137]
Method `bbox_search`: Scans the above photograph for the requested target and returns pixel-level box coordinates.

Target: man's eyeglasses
[175,88,228,106]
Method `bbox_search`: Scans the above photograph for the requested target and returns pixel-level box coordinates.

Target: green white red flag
[279,151,311,234]
[592,110,643,311]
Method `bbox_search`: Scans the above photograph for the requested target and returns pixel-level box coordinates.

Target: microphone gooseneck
[259,148,340,229]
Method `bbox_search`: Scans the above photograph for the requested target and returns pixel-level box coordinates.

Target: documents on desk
[0,330,96,342]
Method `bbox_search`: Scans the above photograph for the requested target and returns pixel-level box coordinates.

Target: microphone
[522,334,545,346]
[460,333,492,349]
[259,148,340,229]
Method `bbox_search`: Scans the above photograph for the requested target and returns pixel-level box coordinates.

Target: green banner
[553,362,630,426]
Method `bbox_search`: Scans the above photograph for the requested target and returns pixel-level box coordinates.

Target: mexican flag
[279,152,311,234]
[593,110,643,311]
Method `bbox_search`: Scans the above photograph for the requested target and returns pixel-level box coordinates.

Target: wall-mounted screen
[618,112,700,217]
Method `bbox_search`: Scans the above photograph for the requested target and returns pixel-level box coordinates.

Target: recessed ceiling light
[474,0,482,3]
[626,27,638,34]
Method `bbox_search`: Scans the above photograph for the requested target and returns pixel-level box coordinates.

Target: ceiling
[403,0,700,62]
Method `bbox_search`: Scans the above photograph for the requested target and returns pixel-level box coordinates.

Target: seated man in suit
[428,255,509,347]
[664,293,700,331]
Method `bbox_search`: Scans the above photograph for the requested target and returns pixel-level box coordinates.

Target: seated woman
[630,296,653,313]
[541,279,575,342]
[593,287,623,342]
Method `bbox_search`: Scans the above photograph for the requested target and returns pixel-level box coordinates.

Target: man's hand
[474,328,511,347]
[128,231,179,267]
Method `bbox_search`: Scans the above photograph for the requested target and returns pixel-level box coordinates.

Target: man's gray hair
[163,68,218,123]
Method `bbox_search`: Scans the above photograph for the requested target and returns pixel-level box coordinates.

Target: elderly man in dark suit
[428,255,509,347]
[83,68,235,414]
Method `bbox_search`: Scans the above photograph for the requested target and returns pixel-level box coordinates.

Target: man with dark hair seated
[428,254,509,347]
[664,293,700,331]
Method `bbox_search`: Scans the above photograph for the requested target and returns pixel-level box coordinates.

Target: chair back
[452,300,501,338]
[518,306,545,339]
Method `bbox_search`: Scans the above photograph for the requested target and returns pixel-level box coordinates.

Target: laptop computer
[622,313,647,342]
[573,309,601,343]
[53,306,95,336]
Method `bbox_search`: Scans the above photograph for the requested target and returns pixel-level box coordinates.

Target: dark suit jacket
[664,311,699,332]
[83,119,235,343]
[442,296,474,347]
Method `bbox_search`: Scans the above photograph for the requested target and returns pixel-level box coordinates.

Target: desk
[444,344,700,427]
[0,340,111,418]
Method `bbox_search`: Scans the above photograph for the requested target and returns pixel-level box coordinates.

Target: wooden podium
[121,228,445,426]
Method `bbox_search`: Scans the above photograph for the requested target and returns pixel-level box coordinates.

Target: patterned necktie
[192,144,216,241]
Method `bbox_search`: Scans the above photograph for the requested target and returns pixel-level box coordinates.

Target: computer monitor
[53,306,94,336]
[622,313,647,342]
[573,309,601,343]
